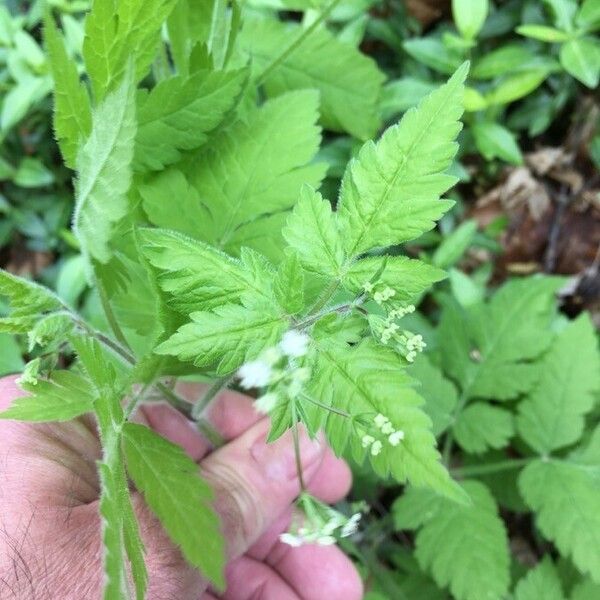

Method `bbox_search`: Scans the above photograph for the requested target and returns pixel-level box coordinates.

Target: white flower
[381,421,395,435]
[317,535,336,546]
[254,393,278,414]
[371,440,383,456]
[280,330,310,358]
[389,430,405,446]
[238,360,272,389]
[280,533,304,547]
[374,413,389,429]
[361,434,375,448]
[262,346,283,366]
[363,281,374,293]
[341,513,362,538]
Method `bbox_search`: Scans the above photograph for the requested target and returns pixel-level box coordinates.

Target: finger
[248,452,352,560]
[220,556,300,600]
[139,387,260,461]
[201,420,325,558]
[267,542,364,600]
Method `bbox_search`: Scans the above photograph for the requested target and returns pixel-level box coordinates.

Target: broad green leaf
[577,0,600,30]
[0,370,94,422]
[0,76,48,133]
[381,78,438,120]
[0,333,24,376]
[337,63,467,257]
[560,38,600,88]
[312,339,466,502]
[122,423,225,589]
[545,0,577,31]
[283,185,345,279]
[454,403,514,454]
[402,37,463,74]
[516,25,570,42]
[432,219,477,269]
[156,303,288,374]
[393,481,510,600]
[240,18,384,139]
[517,314,600,454]
[140,228,273,312]
[440,278,560,401]
[486,70,549,106]
[472,44,539,79]
[45,15,92,168]
[471,121,523,164]
[186,91,325,251]
[449,268,486,307]
[452,0,489,39]
[409,355,458,436]
[572,579,600,600]
[74,65,136,265]
[344,256,447,303]
[13,157,54,188]
[134,68,247,171]
[83,0,178,99]
[519,448,600,583]
[514,557,564,600]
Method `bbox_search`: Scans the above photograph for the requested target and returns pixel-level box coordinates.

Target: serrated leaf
[185,91,325,252]
[273,252,304,315]
[514,557,564,600]
[240,18,384,139]
[122,423,225,589]
[44,15,92,168]
[134,68,247,171]
[156,303,288,374]
[74,64,136,265]
[140,228,273,313]
[409,355,458,436]
[517,314,600,454]
[519,450,600,583]
[0,370,94,422]
[440,278,560,401]
[282,185,345,279]
[454,403,514,454]
[393,481,510,600]
[311,339,465,502]
[337,64,467,257]
[344,256,447,303]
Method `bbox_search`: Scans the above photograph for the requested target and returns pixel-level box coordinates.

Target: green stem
[155,382,194,419]
[197,417,226,448]
[192,374,234,419]
[301,393,351,419]
[291,399,306,491]
[451,458,532,478]
[255,0,342,85]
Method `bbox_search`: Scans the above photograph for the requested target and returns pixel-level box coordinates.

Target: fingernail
[250,427,322,482]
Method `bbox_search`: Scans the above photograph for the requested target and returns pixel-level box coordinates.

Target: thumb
[201,419,324,559]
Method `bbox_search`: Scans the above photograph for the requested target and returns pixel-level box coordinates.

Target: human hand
[0,376,363,599]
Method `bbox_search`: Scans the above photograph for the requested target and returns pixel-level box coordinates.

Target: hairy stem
[192,374,235,419]
[291,399,306,491]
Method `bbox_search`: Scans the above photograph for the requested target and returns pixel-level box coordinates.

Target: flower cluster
[361,413,405,456]
[279,493,362,547]
[238,330,311,414]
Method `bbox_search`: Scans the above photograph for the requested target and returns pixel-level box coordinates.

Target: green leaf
[343,256,447,303]
[577,0,600,30]
[44,15,92,168]
[560,38,600,88]
[452,0,489,39]
[393,481,510,600]
[0,333,24,376]
[471,121,523,164]
[519,443,600,583]
[337,63,467,257]
[486,69,550,106]
[432,219,477,269]
[381,78,438,120]
[517,314,600,454]
[514,557,564,600]
[273,252,304,315]
[409,355,458,436]
[282,185,345,279]
[0,268,62,319]
[312,339,465,502]
[440,278,560,401]
[454,403,514,454]
[74,65,136,265]
[516,25,570,42]
[572,579,600,600]
[134,68,247,171]
[140,228,273,312]
[156,303,288,373]
[402,37,463,74]
[0,370,94,422]
[122,423,225,589]
[13,157,54,188]
[472,44,539,79]
[83,0,178,100]
[241,17,384,139]
[186,91,325,251]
